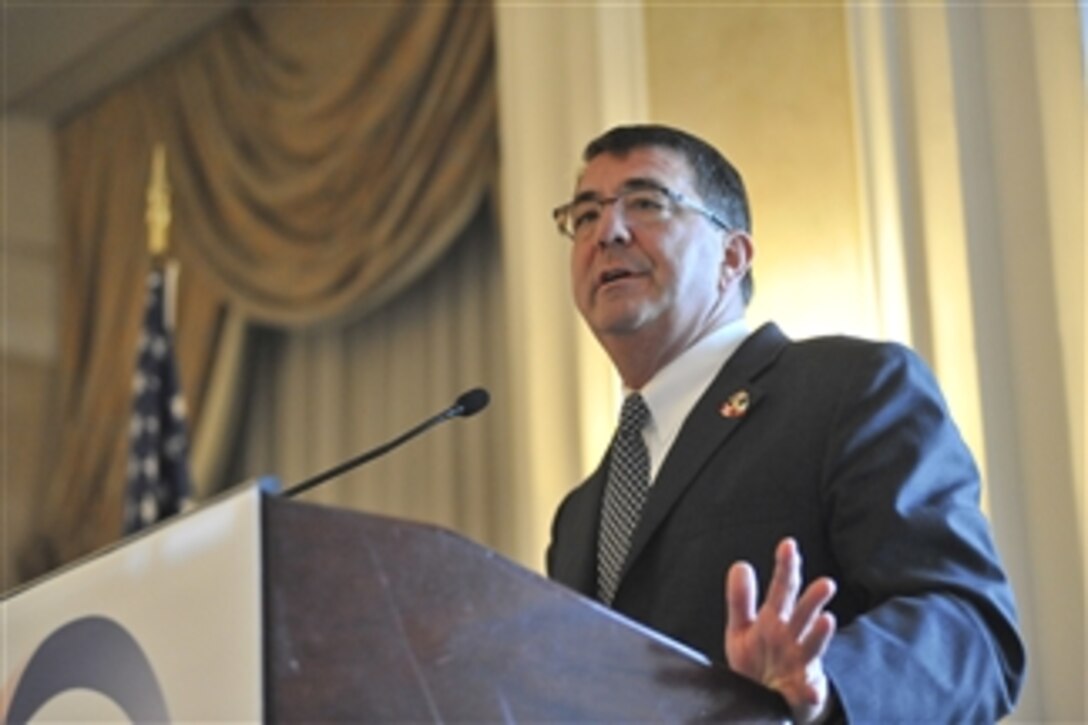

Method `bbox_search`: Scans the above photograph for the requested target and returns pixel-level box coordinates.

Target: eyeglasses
[552,181,729,242]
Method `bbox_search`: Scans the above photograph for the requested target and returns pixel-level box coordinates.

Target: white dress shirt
[630,318,750,483]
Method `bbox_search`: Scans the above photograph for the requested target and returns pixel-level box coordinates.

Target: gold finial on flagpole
[146,143,172,259]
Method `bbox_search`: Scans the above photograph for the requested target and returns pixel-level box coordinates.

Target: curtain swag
[27,2,497,575]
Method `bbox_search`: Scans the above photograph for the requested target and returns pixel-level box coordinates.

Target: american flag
[122,266,194,533]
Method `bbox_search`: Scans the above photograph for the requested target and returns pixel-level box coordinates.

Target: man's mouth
[599,268,636,286]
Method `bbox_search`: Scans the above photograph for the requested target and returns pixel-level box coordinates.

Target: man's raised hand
[724,538,838,723]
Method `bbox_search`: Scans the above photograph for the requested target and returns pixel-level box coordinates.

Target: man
[546,124,1025,723]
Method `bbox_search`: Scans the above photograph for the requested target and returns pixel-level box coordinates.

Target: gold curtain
[25,2,496,575]
[227,205,514,560]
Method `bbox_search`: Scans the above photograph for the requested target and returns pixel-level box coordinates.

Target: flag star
[165,434,186,458]
[142,456,160,479]
[140,493,159,524]
[144,416,160,435]
[170,394,187,419]
[132,373,147,394]
[151,336,168,359]
[129,416,142,438]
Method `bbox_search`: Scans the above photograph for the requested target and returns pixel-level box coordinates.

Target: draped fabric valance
[29,2,497,573]
[161,3,497,326]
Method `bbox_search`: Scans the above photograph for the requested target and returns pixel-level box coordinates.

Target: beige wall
[641,3,1086,720]
[644,4,873,339]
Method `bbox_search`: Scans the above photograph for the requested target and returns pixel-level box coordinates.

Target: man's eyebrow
[621,177,667,192]
[572,177,665,203]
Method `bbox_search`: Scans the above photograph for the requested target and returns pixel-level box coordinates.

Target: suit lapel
[618,322,790,585]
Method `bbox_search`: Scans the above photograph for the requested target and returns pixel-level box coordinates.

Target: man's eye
[572,205,600,229]
[625,193,666,212]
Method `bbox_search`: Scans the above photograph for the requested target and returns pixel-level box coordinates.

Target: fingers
[769,541,838,664]
[727,538,838,638]
[726,561,758,633]
[723,539,837,724]
[799,611,837,663]
[764,537,802,620]
[789,575,837,640]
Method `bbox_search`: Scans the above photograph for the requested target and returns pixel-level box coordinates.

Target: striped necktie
[597,393,651,605]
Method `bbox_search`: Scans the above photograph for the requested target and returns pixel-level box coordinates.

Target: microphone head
[454,387,490,417]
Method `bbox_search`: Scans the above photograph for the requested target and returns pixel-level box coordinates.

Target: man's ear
[719,231,754,290]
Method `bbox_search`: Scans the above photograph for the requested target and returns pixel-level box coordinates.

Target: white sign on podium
[2,480,273,722]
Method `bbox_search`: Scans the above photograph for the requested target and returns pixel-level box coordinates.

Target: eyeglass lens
[568,188,672,239]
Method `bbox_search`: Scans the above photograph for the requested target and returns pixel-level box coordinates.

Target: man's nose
[596,201,632,248]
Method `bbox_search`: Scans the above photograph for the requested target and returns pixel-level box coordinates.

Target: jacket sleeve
[819,343,1025,722]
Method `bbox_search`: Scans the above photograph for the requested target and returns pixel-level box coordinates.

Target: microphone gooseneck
[281,387,490,498]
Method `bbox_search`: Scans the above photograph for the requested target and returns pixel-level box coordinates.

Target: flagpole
[145,143,177,331]
[146,143,171,258]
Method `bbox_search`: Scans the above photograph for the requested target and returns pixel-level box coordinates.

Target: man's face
[569,146,743,358]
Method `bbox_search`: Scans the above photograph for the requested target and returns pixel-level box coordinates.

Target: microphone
[282,387,490,498]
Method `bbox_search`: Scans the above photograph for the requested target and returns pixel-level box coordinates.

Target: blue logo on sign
[6,615,170,723]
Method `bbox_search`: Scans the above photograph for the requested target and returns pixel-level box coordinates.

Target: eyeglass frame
[552,179,731,241]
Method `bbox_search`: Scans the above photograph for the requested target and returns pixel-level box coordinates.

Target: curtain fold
[25,2,497,576]
[163,2,496,325]
[223,203,512,557]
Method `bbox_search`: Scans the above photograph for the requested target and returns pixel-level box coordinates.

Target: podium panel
[5,483,787,721]
[263,495,787,721]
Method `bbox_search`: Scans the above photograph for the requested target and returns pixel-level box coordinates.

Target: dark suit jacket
[548,322,1025,723]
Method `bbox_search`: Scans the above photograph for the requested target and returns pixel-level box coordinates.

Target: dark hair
[583,124,754,304]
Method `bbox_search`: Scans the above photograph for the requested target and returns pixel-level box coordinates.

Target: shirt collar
[627,317,751,480]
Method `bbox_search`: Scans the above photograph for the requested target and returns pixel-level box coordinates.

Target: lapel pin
[719,389,750,419]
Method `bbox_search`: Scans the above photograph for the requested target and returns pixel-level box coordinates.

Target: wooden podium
[4,482,788,721]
